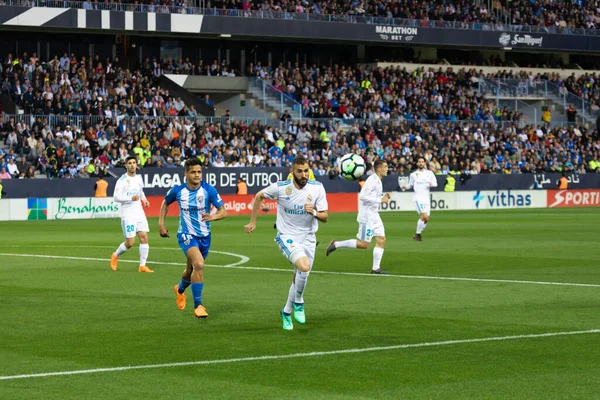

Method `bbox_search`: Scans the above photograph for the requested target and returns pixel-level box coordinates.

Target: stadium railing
[479,78,599,121]
[4,114,267,131]
[248,77,302,120]
[3,113,583,134]
[2,0,600,37]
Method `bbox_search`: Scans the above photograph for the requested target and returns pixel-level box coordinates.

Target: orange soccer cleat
[194,305,208,319]
[138,266,154,273]
[173,284,186,310]
[110,253,119,271]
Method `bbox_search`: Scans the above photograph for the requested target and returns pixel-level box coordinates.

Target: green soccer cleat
[280,310,293,331]
[293,303,306,324]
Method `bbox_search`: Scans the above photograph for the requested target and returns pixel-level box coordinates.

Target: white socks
[373,247,384,271]
[139,243,149,266]
[335,239,357,248]
[284,270,310,312]
[283,283,295,313]
[294,271,309,303]
[115,242,128,257]
[417,220,427,234]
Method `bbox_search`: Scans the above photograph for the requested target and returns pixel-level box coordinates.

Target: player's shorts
[415,199,431,216]
[177,233,211,259]
[275,233,316,267]
[121,216,149,239]
[357,219,385,243]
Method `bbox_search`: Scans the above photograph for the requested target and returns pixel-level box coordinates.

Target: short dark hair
[292,155,308,167]
[185,157,203,171]
[125,156,137,164]
[417,156,426,163]
[374,160,387,172]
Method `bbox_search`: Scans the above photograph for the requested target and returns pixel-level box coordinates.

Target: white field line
[1,251,599,288]
[0,249,248,268]
[0,329,598,381]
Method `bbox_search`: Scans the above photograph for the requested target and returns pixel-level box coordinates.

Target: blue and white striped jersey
[165,181,224,237]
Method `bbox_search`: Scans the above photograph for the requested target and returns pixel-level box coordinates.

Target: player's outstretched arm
[158,200,170,238]
[245,190,265,233]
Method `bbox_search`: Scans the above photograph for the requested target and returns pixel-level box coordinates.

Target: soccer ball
[340,153,366,181]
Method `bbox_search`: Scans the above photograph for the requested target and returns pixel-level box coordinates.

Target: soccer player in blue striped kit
[158,158,227,319]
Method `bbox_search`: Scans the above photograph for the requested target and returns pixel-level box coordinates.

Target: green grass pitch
[1,209,599,399]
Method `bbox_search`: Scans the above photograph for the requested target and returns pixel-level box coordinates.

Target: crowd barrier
[2,189,598,221]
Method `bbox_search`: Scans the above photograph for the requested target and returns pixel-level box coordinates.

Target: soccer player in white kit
[245,156,329,331]
[325,160,391,274]
[110,156,153,272]
[401,156,438,241]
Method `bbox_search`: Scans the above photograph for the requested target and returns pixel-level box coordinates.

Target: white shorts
[415,200,430,216]
[275,233,316,268]
[121,216,149,239]
[357,220,385,242]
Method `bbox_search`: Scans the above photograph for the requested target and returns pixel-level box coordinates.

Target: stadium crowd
[2,0,600,32]
[1,51,600,180]
[248,62,529,121]
[1,111,599,181]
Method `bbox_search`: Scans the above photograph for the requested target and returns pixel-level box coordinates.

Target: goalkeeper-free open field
[1,209,599,399]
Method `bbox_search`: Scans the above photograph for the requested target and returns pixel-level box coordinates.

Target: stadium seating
[1,50,599,179]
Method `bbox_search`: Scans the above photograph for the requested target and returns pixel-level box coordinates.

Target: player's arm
[158,200,170,237]
[202,206,227,221]
[359,181,384,204]
[139,177,150,207]
[305,185,328,223]
[304,205,328,223]
[429,172,438,188]
[159,187,178,237]
[113,180,134,203]
[245,189,266,233]
[202,188,227,222]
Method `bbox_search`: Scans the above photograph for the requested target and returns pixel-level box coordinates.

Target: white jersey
[113,173,147,219]
[358,173,383,223]
[263,179,328,236]
[406,169,437,201]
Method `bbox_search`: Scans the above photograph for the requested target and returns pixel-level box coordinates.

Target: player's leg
[186,235,211,318]
[276,235,304,330]
[371,223,387,274]
[185,245,208,318]
[136,219,153,273]
[173,259,192,310]
[110,219,136,271]
[414,201,429,241]
[326,223,370,256]
[291,236,317,324]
